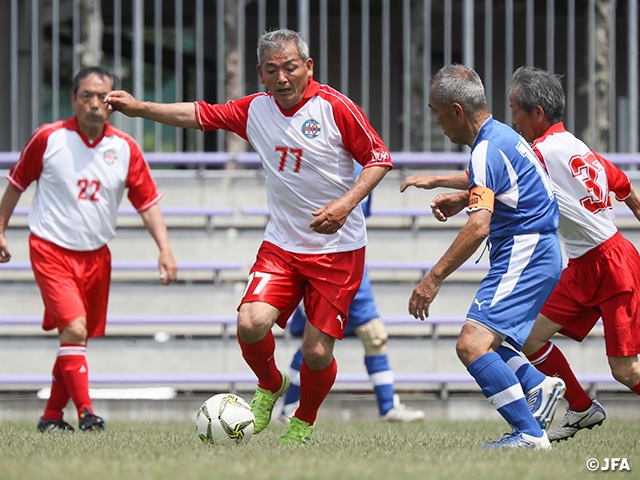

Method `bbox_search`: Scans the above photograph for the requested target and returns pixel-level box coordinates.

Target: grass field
[0,419,638,480]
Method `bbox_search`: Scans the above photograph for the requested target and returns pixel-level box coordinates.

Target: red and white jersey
[532,122,631,259]
[195,79,393,254]
[8,117,161,251]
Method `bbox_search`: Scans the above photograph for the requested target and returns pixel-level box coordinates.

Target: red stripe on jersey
[8,121,65,190]
[195,93,265,141]
[271,79,319,117]
[593,151,631,201]
[111,130,162,212]
[532,146,548,173]
[533,122,631,201]
[316,85,393,170]
[64,117,107,147]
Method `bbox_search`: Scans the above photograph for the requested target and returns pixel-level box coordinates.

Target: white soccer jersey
[196,79,393,254]
[532,122,631,259]
[8,117,161,251]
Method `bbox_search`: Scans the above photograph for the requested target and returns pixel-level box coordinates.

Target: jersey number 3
[77,179,101,201]
[568,152,610,213]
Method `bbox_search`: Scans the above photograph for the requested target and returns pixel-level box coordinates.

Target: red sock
[43,358,71,421]
[57,344,93,418]
[527,341,593,412]
[238,332,281,392]
[295,357,337,425]
[631,381,640,395]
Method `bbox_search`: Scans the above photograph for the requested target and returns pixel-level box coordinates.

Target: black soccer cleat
[37,416,75,433]
[78,408,106,431]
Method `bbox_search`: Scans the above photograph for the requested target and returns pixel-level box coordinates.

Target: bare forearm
[428,211,490,281]
[106,90,200,129]
[139,204,173,253]
[140,204,177,284]
[0,184,22,235]
[343,166,390,212]
[434,171,471,190]
[400,171,470,192]
[624,185,640,222]
[136,102,200,129]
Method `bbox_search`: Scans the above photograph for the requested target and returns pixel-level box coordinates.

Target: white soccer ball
[195,393,255,445]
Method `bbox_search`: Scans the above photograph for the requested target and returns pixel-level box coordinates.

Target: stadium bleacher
[0,152,636,396]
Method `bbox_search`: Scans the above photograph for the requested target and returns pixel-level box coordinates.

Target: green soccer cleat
[249,371,290,434]
[278,416,313,446]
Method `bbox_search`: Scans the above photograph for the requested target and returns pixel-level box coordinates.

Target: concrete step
[0,281,480,336]
[0,335,612,381]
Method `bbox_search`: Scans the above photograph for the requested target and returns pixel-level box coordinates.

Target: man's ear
[306,57,314,79]
[533,105,546,122]
[452,102,464,119]
[256,64,266,85]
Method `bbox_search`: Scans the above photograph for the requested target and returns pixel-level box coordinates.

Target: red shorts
[540,232,640,357]
[239,241,365,339]
[29,234,111,338]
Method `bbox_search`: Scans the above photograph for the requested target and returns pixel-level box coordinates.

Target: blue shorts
[288,267,379,337]
[466,232,562,350]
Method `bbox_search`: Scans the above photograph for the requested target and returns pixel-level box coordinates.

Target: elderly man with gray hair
[406,64,564,449]
[509,65,640,442]
[106,28,391,446]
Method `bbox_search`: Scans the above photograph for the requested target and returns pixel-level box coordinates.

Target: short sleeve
[124,137,162,212]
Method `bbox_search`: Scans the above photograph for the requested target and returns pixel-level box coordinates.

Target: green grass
[0,420,638,480]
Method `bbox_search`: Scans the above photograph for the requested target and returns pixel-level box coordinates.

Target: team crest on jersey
[103,149,118,166]
[301,119,322,138]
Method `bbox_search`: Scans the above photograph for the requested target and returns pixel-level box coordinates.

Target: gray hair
[72,66,120,94]
[257,28,310,66]
[431,64,487,114]
[509,66,565,124]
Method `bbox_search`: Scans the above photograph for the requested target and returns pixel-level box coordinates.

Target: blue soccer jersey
[465,117,562,349]
[468,117,559,238]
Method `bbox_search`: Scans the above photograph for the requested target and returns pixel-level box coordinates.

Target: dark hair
[257,28,309,65]
[71,66,120,94]
[431,64,487,114]
[509,66,565,124]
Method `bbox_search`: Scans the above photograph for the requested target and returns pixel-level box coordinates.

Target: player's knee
[237,316,267,343]
[300,341,333,370]
[59,318,88,344]
[455,336,482,367]
[610,368,634,388]
[355,318,388,355]
[523,315,561,356]
[608,357,640,388]
[237,305,275,343]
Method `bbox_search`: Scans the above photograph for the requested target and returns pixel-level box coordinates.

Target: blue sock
[496,345,546,394]
[281,348,303,414]
[364,354,395,416]
[467,352,542,437]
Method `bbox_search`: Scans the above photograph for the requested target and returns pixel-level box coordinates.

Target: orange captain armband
[468,186,495,212]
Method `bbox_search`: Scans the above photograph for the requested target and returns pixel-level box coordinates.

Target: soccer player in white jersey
[508,66,640,441]
[105,28,392,445]
[407,64,563,450]
[0,66,178,432]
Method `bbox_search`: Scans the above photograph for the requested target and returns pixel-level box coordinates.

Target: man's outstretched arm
[400,171,470,193]
[105,91,200,129]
